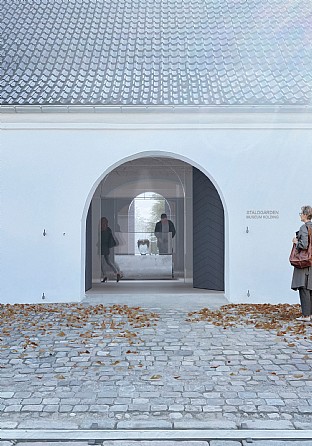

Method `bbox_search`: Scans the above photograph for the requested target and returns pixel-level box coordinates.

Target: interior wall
[184,165,193,280]
[91,192,102,283]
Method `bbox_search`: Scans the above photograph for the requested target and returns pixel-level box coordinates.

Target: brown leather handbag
[289,224,312,268]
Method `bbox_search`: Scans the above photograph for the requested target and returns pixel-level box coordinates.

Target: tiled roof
[1,0,311,106]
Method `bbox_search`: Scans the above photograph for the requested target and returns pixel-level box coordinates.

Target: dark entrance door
[193,167,224,291]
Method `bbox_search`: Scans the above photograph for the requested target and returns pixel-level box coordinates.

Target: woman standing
[291,205,312,321]
[100,217,121,283]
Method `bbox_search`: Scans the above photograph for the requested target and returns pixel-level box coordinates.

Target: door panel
[193,167,224,291]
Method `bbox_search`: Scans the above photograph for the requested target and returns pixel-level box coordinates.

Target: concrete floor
[84,279,228,310]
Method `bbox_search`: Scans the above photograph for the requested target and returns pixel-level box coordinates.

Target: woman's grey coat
[291,221,312,290]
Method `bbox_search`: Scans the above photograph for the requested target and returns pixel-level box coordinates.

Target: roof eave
[1,104,312,114]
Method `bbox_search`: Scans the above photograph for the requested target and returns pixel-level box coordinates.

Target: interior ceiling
[112,157,192,174]
[96,157,192,198]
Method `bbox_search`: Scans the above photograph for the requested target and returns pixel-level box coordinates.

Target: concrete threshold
[1,429,312,441]
[84,281,228,309]
[83,294,227,310]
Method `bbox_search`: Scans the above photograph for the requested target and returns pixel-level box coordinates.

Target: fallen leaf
[150,374,162,380]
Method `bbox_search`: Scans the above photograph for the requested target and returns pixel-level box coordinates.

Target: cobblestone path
[0,303,311,433]
[1,441,312,446]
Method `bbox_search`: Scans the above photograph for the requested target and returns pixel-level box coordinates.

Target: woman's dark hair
[101,217,108,229]
[301,205,312,220]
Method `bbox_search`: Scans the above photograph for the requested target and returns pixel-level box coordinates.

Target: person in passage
[154,213,176,255]
[291,205,312,321]
[100,217,121,283]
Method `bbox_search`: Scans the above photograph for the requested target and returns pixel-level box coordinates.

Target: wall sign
[246,210,279,220]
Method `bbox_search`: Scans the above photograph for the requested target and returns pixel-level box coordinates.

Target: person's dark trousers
[299,287,312,316]
[101,254,118,275]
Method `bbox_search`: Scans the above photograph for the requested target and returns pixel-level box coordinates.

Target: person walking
[291,205,312,321]
[154,213,176,255]
[100,217,121,283]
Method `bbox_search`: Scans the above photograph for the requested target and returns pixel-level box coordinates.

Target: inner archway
[130,192,172,253]
[85,155,225,294]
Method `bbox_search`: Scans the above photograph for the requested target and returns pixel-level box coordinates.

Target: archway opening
[85,156,224,294]
[129,192,170,255]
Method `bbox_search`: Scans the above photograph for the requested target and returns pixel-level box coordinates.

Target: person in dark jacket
[154,213,176,254]
[100,217,121,283]
[291,205,312,321]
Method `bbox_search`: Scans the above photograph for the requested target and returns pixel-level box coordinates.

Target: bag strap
[305,223,312,244]
[305,223,312,234]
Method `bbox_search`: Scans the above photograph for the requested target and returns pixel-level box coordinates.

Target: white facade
[1,109,311,304]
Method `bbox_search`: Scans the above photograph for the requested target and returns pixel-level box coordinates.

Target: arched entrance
[129,192,171,255]
[84,155,225,294]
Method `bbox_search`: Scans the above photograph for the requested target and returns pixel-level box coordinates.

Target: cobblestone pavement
[2,441,312,446]
[0,302,312,436]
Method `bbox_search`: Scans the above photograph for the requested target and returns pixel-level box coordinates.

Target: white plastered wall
[1,111,311,304]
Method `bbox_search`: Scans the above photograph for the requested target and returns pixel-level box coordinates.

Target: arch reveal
[84,155,225,294]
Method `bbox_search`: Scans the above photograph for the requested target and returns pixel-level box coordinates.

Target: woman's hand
[292,237,298,244]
